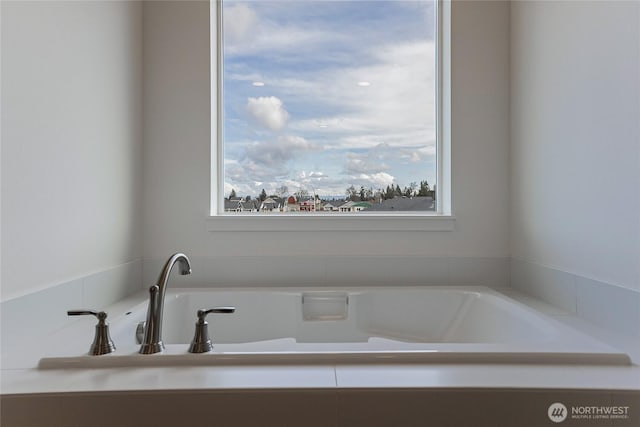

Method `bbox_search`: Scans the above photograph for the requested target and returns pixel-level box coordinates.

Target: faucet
[139,252,192,354]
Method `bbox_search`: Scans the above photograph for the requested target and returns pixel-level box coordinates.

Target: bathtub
[39,286,631,369]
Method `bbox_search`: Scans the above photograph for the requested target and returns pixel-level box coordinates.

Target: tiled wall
[0,260,142,368]
[511,258,640,337]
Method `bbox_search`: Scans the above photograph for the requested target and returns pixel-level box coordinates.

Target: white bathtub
[39,286,631,368]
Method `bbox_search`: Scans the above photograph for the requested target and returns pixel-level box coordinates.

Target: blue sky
[223,0,436,198]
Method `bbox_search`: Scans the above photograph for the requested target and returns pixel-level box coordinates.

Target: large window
[215,0,445,215]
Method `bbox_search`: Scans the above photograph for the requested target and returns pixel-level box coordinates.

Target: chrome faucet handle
[67,310,116,355]
[198,307,236,318]
[188,307,236,353]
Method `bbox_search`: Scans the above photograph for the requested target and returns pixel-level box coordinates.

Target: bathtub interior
[121,287,562,346]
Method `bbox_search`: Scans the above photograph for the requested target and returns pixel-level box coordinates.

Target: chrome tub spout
[139,253,191,354]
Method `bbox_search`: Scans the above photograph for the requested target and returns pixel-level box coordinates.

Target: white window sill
[206,214,456,232]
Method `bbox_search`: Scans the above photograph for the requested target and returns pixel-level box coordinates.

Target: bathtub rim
[36,285,633,369]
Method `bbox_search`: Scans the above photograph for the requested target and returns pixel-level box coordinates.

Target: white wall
[510,0,640,292]
[142,1,510,272]
[1,1,144,300]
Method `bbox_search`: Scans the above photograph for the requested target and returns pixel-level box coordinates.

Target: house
[338,201,372,212]
[299,198,316,212]
[224,198,243,212]
[224,198,260,212]
[260,197,282,212]
[322,202,341,211]
[285,195,299,211]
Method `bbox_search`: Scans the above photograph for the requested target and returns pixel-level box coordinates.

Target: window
[211,0,451,223]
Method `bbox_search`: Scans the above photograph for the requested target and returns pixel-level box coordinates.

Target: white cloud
[224,3,258,46]
[245,135,316,167]
[308,171,328,179]
[223,3,349,57]
[246,96,289,131]
[355,172,396,188]
[345,144,391,175]
[224,180,254,198]
[283,40,436,153]
[400,145,436,163]
[297,170,330,184]
[225,135,326,197]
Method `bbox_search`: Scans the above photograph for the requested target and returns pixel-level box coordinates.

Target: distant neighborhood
[224,195,436,213]
[224,180,436,213]
[224,195,435,213]
[224,181,436,213]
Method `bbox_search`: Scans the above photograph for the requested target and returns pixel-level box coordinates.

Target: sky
[222,0,437,198]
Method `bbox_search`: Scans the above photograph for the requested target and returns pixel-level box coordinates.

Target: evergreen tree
[417,180,431,197]
[385,185,395,200]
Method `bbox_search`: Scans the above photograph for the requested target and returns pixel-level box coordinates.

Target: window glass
[221,0,437,213]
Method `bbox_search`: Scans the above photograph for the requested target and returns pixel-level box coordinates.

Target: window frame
[208,0,453,232]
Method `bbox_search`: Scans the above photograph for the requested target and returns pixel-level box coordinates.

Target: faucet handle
[68,310,104,319]
[197,307,235,322]
[67,310,116,355]
[189,307,236,353]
